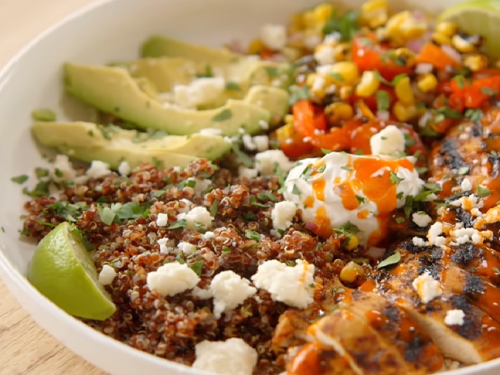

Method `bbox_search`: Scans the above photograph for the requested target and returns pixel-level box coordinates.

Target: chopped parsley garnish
[395,217,406,224]
[375,90,391,112]
[436,107,463,119]
[389,171,404,184]
[493,267,500,275]
[333,222,360,237]
[154,189,166,198]
[231,143,253,167]
[225,81,241,91]
[453,75,465,89]
[70,227,94,251]
[210,200,219,217]
[245,229,261,242]
[22,180,50,198]
[481,86,498,96]
[322,9,360,41]
[11,174,29,184]
[249,195,267,208]
[188,260,205,276]
[315,165,326,173]
[152,157,164,169]
[167,219,188,230]
[356,195,365,204]
[341,165,353,171]
[258,191,278,202]
[32,108,56,122]
[465,108,482,122]
[35,167,49,179]
[222,246,232,254]
[477,185,491,198]
[292,184,301,196]
[377,251,401,269]
[289,85,310,105]
[98,205,117,225]
[211,109,232,122]
[321,148,332,155]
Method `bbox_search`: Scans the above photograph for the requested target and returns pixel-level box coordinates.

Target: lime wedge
[438,0,500,58]
[28,222,116,321]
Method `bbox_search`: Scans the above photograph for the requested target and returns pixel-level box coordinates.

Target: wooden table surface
[0,1,106,374]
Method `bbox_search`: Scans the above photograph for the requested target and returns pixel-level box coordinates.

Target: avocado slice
[64,63,271,136]
[32,121,232,169]
[245,86,289,125]
[142,36,238,65]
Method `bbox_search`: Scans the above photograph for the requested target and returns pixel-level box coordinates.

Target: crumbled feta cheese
[258,120,269,130]
[52,154,76,182]
[156,213,169,227]
[173,77,225,109]
[242,134,257,151]
[187,177,212,194]
[304,34,321,50]
[461,178,473,192]
[177,206,214,231]
[118,161,131,176]
[323,32,341,44]
[192,286,213,300]
[470,208,482,217]
[444,309,465,326]
[255,150,293,176]
[370,125,405,157]
[199,128,223,136]
[412,272,442,303]
[260,24,287,51]
[202,231,215,240]
[178,241,196,256]
[86,160,111,179]
[434,236,446,247]
[451,194,483,211]
[239,166,259,180]
[253,135,269,152]
[314,45,336,66]
[412,237,429,247]
[177,198,193,213]
[270,229,281,238]
[158,238,175,254]
[271,201,297,231]
[427,222,443,245]
[99,265,116,286]
[210,271,257,319]
[412,212,432,228]
[147,262,200,297]
[193,338,258,375]
[311,75,326,92]
[252,260,315,308]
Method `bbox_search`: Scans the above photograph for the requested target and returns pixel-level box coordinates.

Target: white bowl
[1,0,499,374]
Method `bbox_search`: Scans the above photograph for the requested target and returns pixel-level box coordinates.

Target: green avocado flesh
[32,121,232,169]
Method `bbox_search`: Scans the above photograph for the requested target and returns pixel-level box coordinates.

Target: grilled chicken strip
[428,106,500,210]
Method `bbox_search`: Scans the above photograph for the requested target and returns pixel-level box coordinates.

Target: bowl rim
[1,1,500,374]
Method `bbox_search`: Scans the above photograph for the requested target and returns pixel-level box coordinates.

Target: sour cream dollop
[283,152,424,246]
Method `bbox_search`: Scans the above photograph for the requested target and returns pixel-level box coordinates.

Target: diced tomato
[450,75,500,109]
[416,44,460,69]
[292,100,327,137]
[310,127,349,151]
[279,133,315,159]
[473,68,500,80]
[351,36,412,81]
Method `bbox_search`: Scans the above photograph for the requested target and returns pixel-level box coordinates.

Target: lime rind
[28,222,116,321]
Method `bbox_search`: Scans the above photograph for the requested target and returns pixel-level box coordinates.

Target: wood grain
[0,1,107,374]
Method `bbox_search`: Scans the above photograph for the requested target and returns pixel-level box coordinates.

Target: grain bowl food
[12,0,500,374]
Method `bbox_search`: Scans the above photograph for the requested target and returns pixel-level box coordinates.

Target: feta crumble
[52,154,76,182]
[192,338,258,375]
[444,309,465,326]
[173,77,225,109]
[252,259,315,309]
[147,262,200,297]
[118,161,131,176]
[253,135,269,152]
[156,213,169,227]
[427,222,443,246]
[258,120,269,130]
[461,178,473,192]
[199,128,223,136]
[177,206,214,231]
[370,125,405,157]
[210,271,257,319]
[412,272,442,303]
[239,166,259,180]
[192,286,213,300]
[202,231,215,240]
[158,238,175,254]
[412,212,432,228]
[187,177,212,194]
[255,150,293,176]
[271,201,297,231]
[86,160,112,179]
[178,241,196,256]
[99,265,117,286]
[314,45,336,65]
[260,24,287,51]
[412,237,429,247]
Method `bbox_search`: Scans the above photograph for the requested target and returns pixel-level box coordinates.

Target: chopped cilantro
[11,175,29,184]
[395,217,406,224]
[167,219,188,230]
[22,181,50,198]
[231,143,253,167]
[222,246,232,254]
[389,171,403,184]
[481,86,498,96]
[333,222,360,237]
[289,85,310,105]
[465,108,482,122]
[436,107,463,119]
[458,167,469,175]
[188,259,205,276]
[35,167,49,179]
[453,75,465,89]
[356,195,365,204]
[377,251,401,269]
[375,90,390,112]
[210,200,219,217]
[477,185,491,198]
[493,267,500,275]
[322,10,360,41]
[341,165,353,171]
[321,148,332,155]
[292,184,301,196]
[245,229,261,241]
[225,81,241,91]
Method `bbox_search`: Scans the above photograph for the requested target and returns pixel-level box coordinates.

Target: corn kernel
[333,42,351,62]
[394,48,416,67]
[314,44,336,66]
[463,54,489,72]
[275,122,295,142]
[360,0,389,28]
[451,34,476,53]
[302,10,316,30]
[395,76,415,105]
[431,32,452,46]
[340,85,354,100]
[248,38,263,54]
[284,114,294,125]
[417,74,438,92]
[386,11,427,44]
[313,3,334,25]
[325,102,354,125]
[356,100,375,119]
[436,21,457,37]
[375,27,389,42]
[393,101,418,122]
[345,235,360,250]
[356,71,380,97]
[331,62,359,85]
[340,261,364,283]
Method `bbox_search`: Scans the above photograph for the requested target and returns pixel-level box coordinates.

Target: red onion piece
[366,246,386,260]
[305,221,319,232]
[440,44,462,63]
